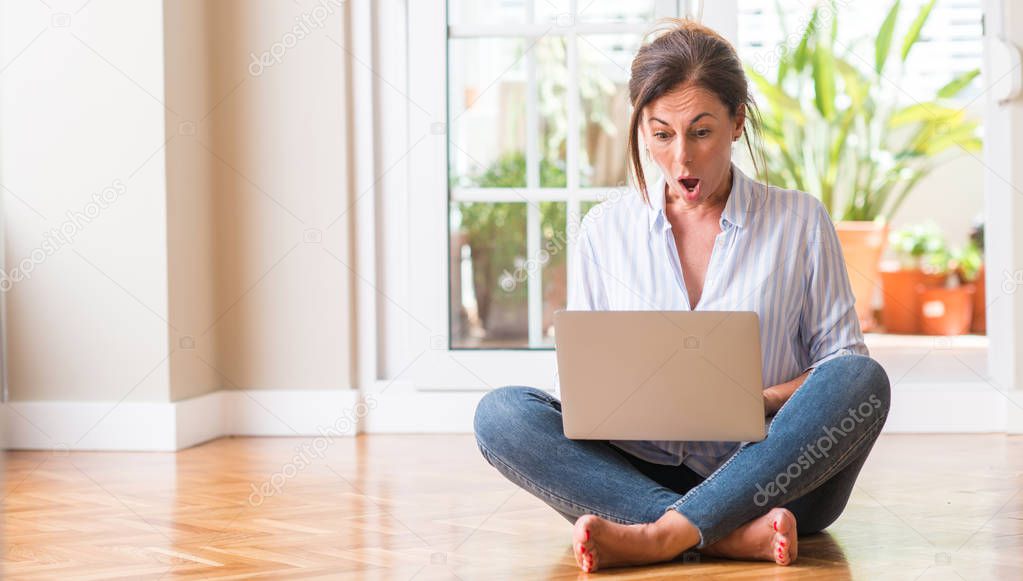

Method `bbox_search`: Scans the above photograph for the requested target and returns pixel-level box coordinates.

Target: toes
[579,544,598,572]
[576,537,594,555]
[572,514,599,571]
[573,514,596,544]
[769,508,797,537]
[767,509,797,566]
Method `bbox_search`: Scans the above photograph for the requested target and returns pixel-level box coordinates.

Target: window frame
[379,0,718,391]
[367,0,1018,402]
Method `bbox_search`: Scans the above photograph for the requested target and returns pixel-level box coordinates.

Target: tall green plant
[748,0,981,221]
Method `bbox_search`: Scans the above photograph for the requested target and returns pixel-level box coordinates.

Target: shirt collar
[646,163,754,233]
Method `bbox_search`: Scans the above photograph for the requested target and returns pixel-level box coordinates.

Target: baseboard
[361,388,486,433]
[3,389,362,452]
[359,381,1018,435]
[218,389,363,438]
[884,382,1009,433]
[3,399,179,451]
[4,382,1017,450]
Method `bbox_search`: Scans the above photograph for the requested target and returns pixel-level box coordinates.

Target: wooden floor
[4,434,1022,579]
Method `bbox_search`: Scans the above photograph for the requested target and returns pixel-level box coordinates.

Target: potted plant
[880,223,947,334]
[918,240,974,336]
[749,0,982,331]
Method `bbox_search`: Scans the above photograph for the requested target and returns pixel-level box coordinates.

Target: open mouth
[679,177,700,193]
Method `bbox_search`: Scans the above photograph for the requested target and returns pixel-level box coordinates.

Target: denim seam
[772,357,837,423]
[476,439,646,526]
[772,412,889,500]
[668,438,749,511]
[663,442,750,548]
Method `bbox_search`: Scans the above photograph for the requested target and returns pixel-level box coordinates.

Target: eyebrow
[649,112,716,127]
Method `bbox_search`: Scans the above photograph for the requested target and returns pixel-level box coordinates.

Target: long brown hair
[627,18,766,205]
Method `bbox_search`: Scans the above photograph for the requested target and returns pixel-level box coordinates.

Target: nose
[673,136,692,171]
[671,144,695,175]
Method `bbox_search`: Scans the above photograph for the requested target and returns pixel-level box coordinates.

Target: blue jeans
[473,354,890,549]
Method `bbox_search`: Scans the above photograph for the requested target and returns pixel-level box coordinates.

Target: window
[737,0,983,106]
[394,0,992,393]
[446,1,681,349]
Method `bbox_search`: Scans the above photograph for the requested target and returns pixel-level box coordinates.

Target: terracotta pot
[835,221,889,332]
[919,285,974,336]
[880,269,921,334]
[880,269,948,334]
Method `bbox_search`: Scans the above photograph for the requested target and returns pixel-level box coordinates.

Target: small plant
[889,223,946,271]
[968,219,984,251]
[952,241,983,283]
[922,244,954,280]
[890,222,985,285]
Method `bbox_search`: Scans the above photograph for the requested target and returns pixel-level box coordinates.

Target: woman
[473,19,891,573]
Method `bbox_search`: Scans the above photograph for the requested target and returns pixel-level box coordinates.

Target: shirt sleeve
[798,202,869,375]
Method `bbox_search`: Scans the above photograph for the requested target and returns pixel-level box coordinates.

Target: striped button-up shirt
[561,163,868,477]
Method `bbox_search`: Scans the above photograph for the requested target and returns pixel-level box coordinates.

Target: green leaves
[750,0,982,223]
[889,103,963,128]
[747,66,805,122]
[835,58,869,107]
[901,0,937,62]
[793,7,819,74]
[813,43,836,119]
[937,69,981,98]
[875,0,901,75]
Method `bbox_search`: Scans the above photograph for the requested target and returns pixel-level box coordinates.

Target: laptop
[553,310,767,442]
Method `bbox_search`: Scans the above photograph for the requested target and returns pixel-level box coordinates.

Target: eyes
[653,128,712,141]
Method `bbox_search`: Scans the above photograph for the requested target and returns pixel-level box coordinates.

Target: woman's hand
[763,371,811,416]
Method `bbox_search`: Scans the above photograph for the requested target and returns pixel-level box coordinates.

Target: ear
[733,103,747,140]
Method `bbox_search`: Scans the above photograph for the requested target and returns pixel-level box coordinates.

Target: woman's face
[641,83,745,208]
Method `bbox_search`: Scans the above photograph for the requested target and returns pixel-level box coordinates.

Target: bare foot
[701,507,798,565]
[571,510,699,573]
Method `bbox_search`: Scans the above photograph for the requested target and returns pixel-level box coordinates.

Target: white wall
[174,0,352,398]
[164,0,221,402]
[1,0,353,403]
[0,0,171,401]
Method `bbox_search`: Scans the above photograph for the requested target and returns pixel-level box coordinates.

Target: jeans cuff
[665,505,706,549]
